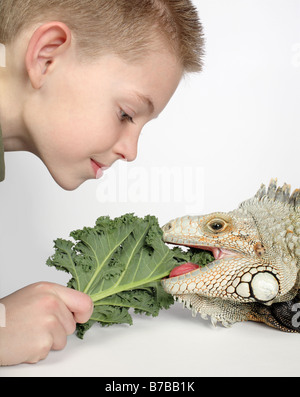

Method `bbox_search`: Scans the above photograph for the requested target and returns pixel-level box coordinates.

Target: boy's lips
[91,159,110,179]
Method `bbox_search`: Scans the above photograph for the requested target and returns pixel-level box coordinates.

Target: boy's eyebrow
[134,92,155,116]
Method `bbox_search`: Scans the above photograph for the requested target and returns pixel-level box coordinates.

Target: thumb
[52,284,94,323]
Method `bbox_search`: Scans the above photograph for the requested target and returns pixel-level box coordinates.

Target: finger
[52,298,77,335]
[49,318,68,351]
[25,336,53,364]
[50,284,94,324]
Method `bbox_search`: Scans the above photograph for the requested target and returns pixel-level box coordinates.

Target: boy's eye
[120,110,134,124]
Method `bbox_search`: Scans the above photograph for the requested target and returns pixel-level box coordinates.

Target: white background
[0,0,299,377]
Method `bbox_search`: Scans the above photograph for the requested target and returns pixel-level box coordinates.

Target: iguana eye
[207,219,227,233]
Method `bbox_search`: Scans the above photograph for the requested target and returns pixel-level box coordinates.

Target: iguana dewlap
[162,180,300,332]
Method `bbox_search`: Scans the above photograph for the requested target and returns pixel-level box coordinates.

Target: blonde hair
[0,0,204,72]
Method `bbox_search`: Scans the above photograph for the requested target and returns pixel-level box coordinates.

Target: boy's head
[0,0,204,190]
[1,0,204,72]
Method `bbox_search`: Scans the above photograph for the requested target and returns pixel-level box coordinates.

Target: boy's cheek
[39,149,89,190]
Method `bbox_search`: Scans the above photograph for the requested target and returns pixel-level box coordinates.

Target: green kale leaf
[46,213,213,338]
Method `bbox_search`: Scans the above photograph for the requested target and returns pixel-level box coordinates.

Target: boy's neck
[0,66,35,154]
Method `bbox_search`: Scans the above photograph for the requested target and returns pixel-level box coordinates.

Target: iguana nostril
[163,222,173,232]
[251,272,279,302]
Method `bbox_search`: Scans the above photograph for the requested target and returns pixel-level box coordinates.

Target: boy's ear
[25,22,72,89]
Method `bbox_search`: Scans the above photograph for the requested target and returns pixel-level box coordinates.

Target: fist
[0,282,93,366]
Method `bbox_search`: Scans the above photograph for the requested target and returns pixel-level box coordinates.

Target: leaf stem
[90,270,170,303]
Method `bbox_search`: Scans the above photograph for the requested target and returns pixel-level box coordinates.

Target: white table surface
[1,302,299,377]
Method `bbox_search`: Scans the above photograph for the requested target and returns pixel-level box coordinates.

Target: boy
[0,0,204,365]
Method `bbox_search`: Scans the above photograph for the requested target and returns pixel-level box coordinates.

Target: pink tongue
[169,262,199,278]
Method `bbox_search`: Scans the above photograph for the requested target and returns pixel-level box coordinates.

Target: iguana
[162,179,300,332]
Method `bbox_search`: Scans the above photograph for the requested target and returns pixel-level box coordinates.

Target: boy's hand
[0,282,93,366]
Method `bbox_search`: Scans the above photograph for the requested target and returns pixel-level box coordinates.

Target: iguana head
[162,179,300,331]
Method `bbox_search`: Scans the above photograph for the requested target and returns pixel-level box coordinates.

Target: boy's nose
[122,144,138,163]
[114,131,139,162]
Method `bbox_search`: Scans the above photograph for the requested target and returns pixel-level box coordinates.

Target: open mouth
[167,243,240,279]
[196,245,239,261]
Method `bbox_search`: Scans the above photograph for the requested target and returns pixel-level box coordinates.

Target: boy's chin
[60,183,82,192]
[51,173,86,192]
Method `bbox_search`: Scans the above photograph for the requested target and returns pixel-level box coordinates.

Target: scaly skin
[162,180,300,331]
